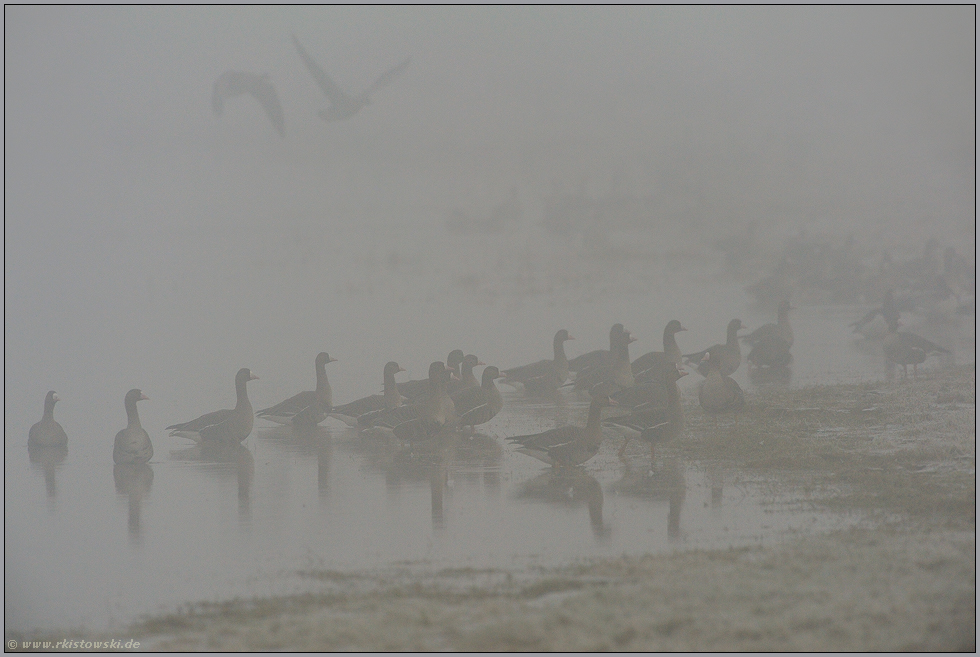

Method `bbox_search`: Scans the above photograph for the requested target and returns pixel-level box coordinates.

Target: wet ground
[5,223,975,648]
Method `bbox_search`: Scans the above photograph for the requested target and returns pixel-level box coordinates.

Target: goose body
[331,361,406,427]
[257,352,336,426]
[113,389,152,464]
[447,354,484,395]
[631,320,686,384]
[574,324,636,391]
[605,366,686,459]
[509,392,616,468]
[501,329,574,391]
[698,354,745,418]
[28,391,67,449]
[397,350,463,402]
[167,368,259,443]
[367,362,457,441]
[292,34,410,122]
[451,366,504,430]
[882,318,950,377]
[685,319,745,377]
[211,71,285,137]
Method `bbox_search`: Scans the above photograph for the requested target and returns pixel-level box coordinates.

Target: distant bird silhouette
[291,33,410,121]
[211,71,286,137]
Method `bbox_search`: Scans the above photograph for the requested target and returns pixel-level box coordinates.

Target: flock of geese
[27,295,952,473]
[211,33,411,136]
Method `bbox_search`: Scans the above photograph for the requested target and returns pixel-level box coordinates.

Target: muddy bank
[14,366,975,651]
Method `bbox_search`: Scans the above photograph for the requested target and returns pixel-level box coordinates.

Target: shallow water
[5,230,974,632]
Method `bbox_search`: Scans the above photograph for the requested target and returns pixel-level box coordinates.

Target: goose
[573,324,636,391]
[605,366,686,459]
[567,324,623,373]
[698,353,745,423]
[509,390,617,469]
[451,365,505,431]
[447,354,484,395]
[113,389,152,465]
[256,352,336,426]
[366,362,457,441]
[882,317,951,378]
[28,391,68,449]
[167,368,259,443]
[292,33,410,121]
[397,350,463,402]
[331,361,406,427]
[211,71,285,137]
[744,301,795,368]
[501,329,574,392]
[684,319,745,377]
[631,319,686,384]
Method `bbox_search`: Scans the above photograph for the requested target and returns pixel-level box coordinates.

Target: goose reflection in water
[28,443,67,502]
[515,470,610,539]
[113,463,153,545]
[170,441,255,523]
[609,458,686,539]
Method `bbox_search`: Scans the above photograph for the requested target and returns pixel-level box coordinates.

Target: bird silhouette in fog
[212,71,286,137]
[291,33,410,121]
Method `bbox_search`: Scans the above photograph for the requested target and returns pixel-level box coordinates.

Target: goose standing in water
[211,71,285,137]
[113,389,153,464]
[167,368,259,443]
[256,352,336,427]
[509,389,617,469]
[605,366,687,460]
[367,362,457,441]
[331,361,406,428]
[631,319,686,384]
[451,365,505,431]
[573,324,636,392]
[28,391,68,449]
[501,329,574,392]
[291,33,410,121]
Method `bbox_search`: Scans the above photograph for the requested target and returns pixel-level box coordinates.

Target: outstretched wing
[248,75,285,137]
[365,57,411,96]
[291,33,348,107]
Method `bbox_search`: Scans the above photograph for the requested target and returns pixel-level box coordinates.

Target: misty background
[5,5,975,441]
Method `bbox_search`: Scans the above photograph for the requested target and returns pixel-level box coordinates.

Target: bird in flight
[211,70,286,137]
[291,33,410,121]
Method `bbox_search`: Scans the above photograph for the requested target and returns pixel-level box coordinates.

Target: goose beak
[250,373,260,380]
[140,392,150,401]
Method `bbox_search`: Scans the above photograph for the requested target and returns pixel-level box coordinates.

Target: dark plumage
[331,361,406,427]
[605,366,687,459]
[367,362,457,441]
[509,390,617,468]
[167,368,259,443]
[573,324,636,391]
[684,319,745,377]
[451,366,505,430]
[698,353,745,421]
[501,329,574,392]
[292,33,410,122]
[882,317,951,378]
[211,71,285,137]
[28,391,67,449]
[632,319,686,384]
[113,389,152,465]
[257,352,336,426]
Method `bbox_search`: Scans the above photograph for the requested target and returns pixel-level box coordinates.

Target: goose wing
[364,57,411,96]
[291,34,349,107]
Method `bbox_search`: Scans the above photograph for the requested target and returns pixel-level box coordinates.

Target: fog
[4,6,975,634]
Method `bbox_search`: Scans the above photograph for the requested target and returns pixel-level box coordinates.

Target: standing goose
[631,319,686,383]
[501,329,574,392]
[292,33,411,122]
[167,368,259,443]
[447,354,484,395]
[28,391,68,449]
[331,361,406,427]
[698,352,745,423]
[397,350,463,402]
[367,362,457,441]
[684,319,746,377]
[211,71,286,138]
[605,366,687,459]
[574,324,636,391]
[744,301,795,368]
[256,352,337,426]
[882,317,951,378]
[113,389,153,464]
[451,365,505,431]
[509,389,617,468]
[568,324,624,373]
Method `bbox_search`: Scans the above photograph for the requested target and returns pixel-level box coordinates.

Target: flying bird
[211,71,286,137]
[291,33,410,121]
